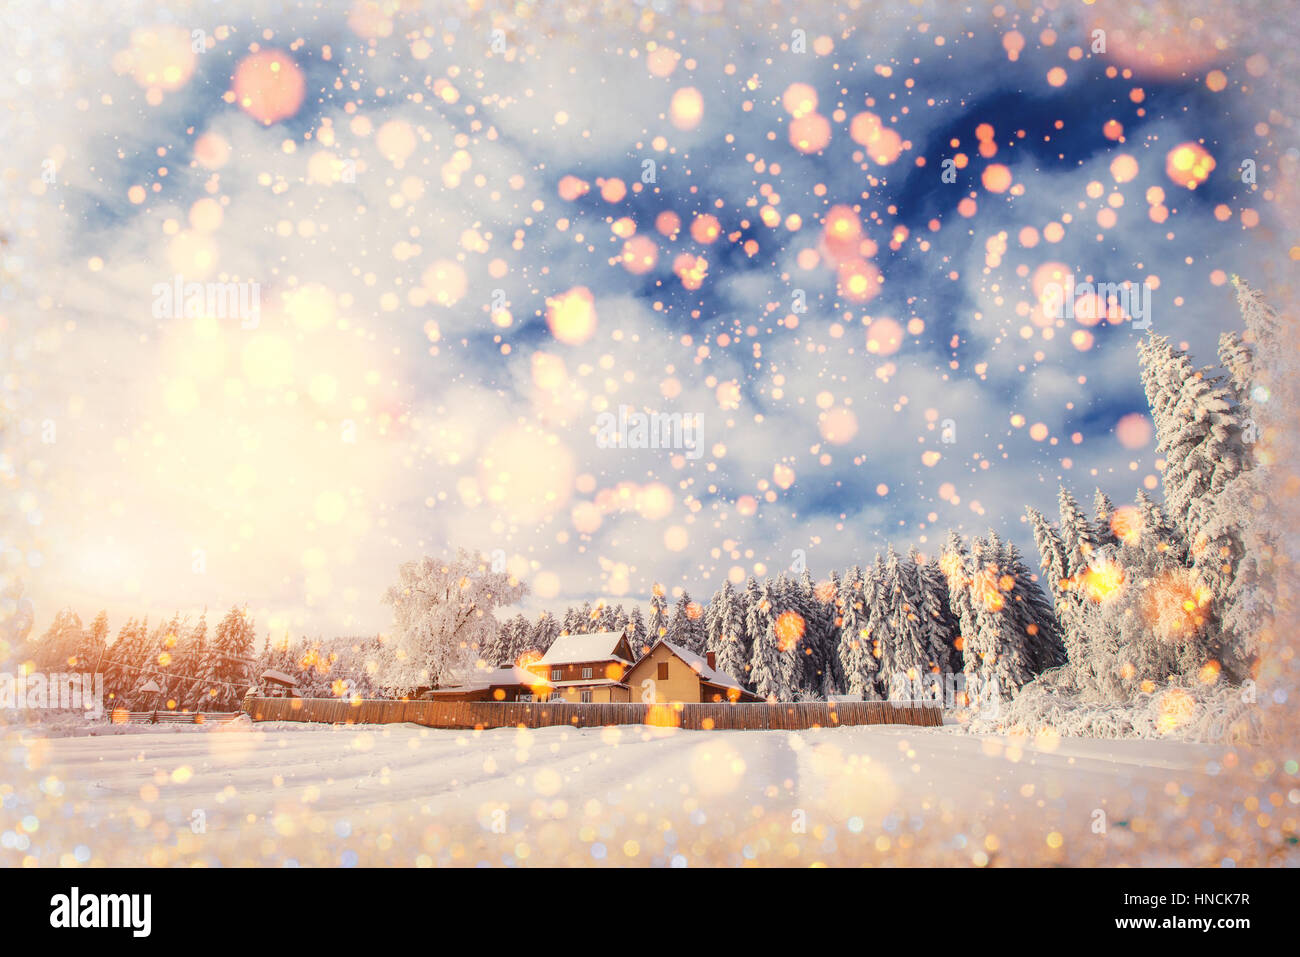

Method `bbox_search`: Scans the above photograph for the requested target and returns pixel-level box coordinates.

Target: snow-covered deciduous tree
[379,550,527,695]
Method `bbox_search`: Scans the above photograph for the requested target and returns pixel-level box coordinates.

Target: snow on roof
[260,669,299,686]
[655,639,744,691]
[484,665,551,687]
[536,631,631,666]
[440,664,552,692]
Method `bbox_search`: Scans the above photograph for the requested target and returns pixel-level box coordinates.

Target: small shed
[138,678,163,708]
[260,669,301,698]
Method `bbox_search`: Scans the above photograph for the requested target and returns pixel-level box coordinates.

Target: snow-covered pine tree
[961,534,1038,701]
[704,581,743,688]
[624,606,649,659]
[1139,332,1254,677]
[747,579,799,700]
[1027,505,1075,666]
[1134,490,1181,559]
[561,602,591,635]
[140,614,186,709]
[103,617,150,707]
[913,549,958,697]
[205,606,257,709]
[1054,487,1103,669]
[818,568,846,696]
[1199,278,1286,675]
[668,592,706,652]
[530,611,560,656]
[938,530,978,700]
[1138,334,1243,570]
[256,632,297,687]
[1217,331,1255,407]
[490,613,531,666]
[33,608,83,671]
[835,565,875,699]
[794,569,834,697]
[861,555,894,700]
[78,610,110,674]
[1093,489,1118,549]
[878,546,927,701]
[1058,487,1099,584]
[997,536,1067,674]
[1221,277,1279,403]
[174,612,210,710]
[647,584,669,644]
[703,585,724,655]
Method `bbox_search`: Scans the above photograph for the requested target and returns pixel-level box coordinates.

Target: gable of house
[624,639,756,703]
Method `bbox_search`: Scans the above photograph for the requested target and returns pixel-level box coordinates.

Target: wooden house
[524,631,636,702]
[623,639,761,703]
[419,664,552,702]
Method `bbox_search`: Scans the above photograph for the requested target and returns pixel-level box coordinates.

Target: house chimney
[705,652,716,670]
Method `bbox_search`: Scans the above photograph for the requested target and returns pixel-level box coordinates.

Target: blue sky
[9,0,1289,641]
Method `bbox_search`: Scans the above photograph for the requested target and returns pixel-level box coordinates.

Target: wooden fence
[109,709,244,725]
[244,697,942,731]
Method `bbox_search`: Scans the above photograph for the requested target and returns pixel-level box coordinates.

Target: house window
[657,662,669,680]
[582,666,593,679]
[580,690,593,703]
[518,694,534,703]
[551,669,562,680]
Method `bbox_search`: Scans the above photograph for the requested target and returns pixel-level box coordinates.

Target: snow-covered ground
[5,720,1235,866]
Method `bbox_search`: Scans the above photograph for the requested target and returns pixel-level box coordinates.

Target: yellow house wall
[553,684,630,703]
[623,644,703,703]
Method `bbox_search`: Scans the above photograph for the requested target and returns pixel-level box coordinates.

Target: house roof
[436,664,552,693]
[260,669,299,686]
[483,665,551,687]
[641,638,746,692]
[536,631,632,666]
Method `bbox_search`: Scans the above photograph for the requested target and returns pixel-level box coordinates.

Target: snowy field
[6,720,1232,867]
